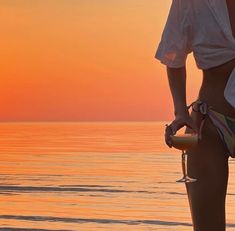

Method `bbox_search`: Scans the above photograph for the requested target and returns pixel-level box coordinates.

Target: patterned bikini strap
[187,100,212,140]
[187,100,212,115]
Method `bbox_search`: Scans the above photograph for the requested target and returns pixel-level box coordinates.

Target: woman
[155,0,235,230]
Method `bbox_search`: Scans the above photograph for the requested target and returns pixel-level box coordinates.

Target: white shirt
[224,67,235,108]
[155,0,235,70]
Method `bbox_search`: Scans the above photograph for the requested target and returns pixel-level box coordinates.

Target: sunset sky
[0,0,202,122]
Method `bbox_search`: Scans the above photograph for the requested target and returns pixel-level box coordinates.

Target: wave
[0,185,155,194]
[0,228,69,231]
[0,215,192,226]
[1,215,235,228]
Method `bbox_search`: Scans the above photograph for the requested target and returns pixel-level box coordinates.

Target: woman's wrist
[174,107,189,119]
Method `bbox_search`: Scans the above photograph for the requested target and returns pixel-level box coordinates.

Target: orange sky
[0,0,202,122]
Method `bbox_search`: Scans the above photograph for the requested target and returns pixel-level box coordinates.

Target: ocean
[0,121,234,230]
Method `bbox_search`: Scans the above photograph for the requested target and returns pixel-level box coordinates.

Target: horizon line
[0,120,170,123]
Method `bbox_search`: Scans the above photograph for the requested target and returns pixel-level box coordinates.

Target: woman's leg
[185,111,229,231]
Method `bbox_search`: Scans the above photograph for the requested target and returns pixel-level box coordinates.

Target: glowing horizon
[0,0,202,122]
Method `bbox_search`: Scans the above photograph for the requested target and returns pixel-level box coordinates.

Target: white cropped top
[155,0,235,70]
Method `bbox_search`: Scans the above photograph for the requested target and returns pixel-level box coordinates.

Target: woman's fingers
[164,116,197,148]
[170,120,184,134]
[165,121,183,147]
[165,124,174,147]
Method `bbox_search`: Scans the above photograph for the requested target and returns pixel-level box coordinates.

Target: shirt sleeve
[154,0,192,68]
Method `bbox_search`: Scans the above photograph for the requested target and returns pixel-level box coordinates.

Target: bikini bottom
[188,99,235,158]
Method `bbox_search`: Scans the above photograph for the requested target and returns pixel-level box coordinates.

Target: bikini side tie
[187,100,212,140]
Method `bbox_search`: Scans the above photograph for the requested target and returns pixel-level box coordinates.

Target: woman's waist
[198,60,235,117]
[198,86,235,117]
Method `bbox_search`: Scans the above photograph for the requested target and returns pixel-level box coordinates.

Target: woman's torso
[197,0,235,117]
[200,58,235,117]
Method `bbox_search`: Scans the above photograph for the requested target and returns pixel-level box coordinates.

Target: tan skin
[165,1,235,230]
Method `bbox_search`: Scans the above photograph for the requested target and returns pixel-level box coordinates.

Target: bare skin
[165,0,235,231]
[165,62,235,230]
[164,1,235,230]
[166,59,235,231]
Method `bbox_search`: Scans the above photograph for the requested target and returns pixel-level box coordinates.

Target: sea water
[0,122,234,230]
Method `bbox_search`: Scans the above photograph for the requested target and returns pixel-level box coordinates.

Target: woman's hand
[165,112,197,148]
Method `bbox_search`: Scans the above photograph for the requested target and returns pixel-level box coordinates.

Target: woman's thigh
[184,111,229,231]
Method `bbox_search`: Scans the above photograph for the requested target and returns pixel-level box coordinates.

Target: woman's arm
[167,66,188,117]
[165,66,197,147]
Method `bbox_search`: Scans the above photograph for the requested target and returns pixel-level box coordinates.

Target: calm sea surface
[0,122,235,231]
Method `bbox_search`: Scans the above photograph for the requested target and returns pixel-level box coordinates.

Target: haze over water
[0,121,235,230]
